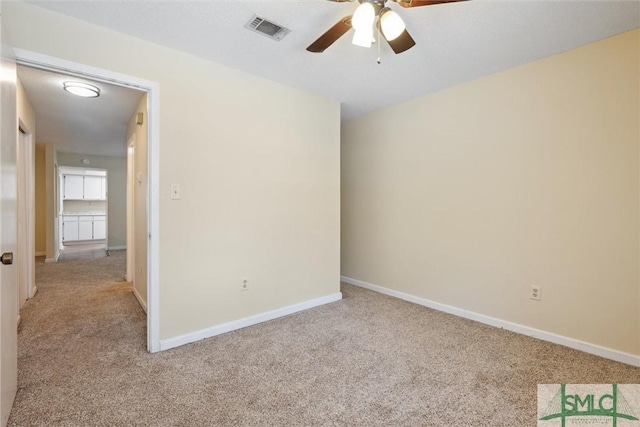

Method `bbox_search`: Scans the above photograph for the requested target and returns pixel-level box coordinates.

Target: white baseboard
[159,292,343,352]
[108,245,126,251]
[44,251,59,263]
[16,315,21,328]
[132,285,147,314]
[29,286,37,299]
[35,251,45,257]
[341,276,640,367]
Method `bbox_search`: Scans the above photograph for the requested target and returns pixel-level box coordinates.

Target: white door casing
[12,49,160,353]
[126,136,135,282]
[17,127,35,309]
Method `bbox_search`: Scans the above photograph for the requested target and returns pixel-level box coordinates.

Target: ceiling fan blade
[396,0,469,8]
[381,27,416,54]
[307,16,353,53]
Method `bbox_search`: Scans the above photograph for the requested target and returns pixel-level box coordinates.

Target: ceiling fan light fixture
[352,27,374,48]
[352,2,375,28]
[63,81,101,98]
[380,8,406,41]
[351,2,375,48]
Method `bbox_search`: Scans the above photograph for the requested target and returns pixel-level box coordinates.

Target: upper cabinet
[63,174,106,200]
[83,176,103,200]
[64,175,84,199]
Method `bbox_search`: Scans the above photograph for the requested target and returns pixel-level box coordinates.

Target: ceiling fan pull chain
[377,26,382,64]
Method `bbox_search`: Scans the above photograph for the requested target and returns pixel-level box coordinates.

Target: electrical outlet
[241,278,249,292]
[530,285,541,301]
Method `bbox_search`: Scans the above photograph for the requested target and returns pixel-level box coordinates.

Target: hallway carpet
[9,252,640,426]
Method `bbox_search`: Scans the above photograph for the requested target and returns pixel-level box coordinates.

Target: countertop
[62,212,106,216]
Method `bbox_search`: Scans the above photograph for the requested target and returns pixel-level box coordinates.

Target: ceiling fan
[307,0,468,55]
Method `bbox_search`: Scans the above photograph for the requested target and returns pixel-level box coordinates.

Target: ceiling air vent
[245,15,291,41]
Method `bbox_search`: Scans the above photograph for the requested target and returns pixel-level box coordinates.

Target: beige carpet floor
[8,251,640,426]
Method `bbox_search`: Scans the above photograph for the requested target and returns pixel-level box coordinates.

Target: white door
[0,13,19,424]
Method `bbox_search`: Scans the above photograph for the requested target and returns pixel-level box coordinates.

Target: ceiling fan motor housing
[359,0,386,14]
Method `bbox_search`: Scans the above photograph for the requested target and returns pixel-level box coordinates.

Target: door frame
[14,49,161,353]
[16,124,36,312]
[126,135,135,283]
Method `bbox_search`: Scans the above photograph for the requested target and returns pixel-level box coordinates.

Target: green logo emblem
[539,384,639,427]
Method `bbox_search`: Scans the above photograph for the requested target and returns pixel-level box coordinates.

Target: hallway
[10,251,147,425]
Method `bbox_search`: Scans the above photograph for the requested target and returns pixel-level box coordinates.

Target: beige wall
[34,144,45,255]
[342,30,640,356]
[5,1,341,342]
[126,94,148,307]
[57,153,126,248]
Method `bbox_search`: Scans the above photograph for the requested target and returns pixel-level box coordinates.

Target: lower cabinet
[62,216,79,242]
[93,216,106,240]
[78,216,94,240]
[62,214,107,242]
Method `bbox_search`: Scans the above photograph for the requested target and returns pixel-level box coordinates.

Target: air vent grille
[245,15,291,41]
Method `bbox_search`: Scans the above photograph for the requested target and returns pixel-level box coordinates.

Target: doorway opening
[57,166,108,260]
[15,49,160,352]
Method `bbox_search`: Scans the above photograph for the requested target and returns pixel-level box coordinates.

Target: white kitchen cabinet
[63,174,106,200]
[62,216,79,242]
[83,176,103,200]
[62,214,106,242]
[78,216,94,240]
[93,216,106,240]
[63,175,84,200]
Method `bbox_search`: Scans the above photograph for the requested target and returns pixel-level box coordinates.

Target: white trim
[44,250,59,264]
[159,292,343,352]
[132,286,147,313]
[16,126,35,311]
[147,85,160,353]
[107,245,126,251]
[16,316,20,328]
[14,49,155,91]
[341,276,640,367]
[34,251,45,257]
[14,49,161,354]
[29,287,37,299]
[125,134,135,284]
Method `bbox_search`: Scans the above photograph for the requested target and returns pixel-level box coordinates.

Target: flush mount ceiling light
[307,0,468,55]
[63,81,101,98]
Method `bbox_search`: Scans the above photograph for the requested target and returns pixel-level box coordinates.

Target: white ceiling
[18,65,144,157]
[17,0,640,158]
